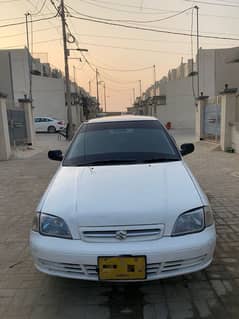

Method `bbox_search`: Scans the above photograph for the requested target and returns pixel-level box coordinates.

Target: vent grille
[80,225,164,243]
[37,254,208,280]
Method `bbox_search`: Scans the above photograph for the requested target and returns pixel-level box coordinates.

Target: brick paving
[0,136,239,318]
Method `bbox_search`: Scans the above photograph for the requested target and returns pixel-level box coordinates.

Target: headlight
[32,212,40,232]
[172,208,205,236]
[39,213,72,239]
[204,206,214,227]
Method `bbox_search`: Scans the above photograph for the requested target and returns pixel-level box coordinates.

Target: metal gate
[7,108,27,146]
[204,103,221,143]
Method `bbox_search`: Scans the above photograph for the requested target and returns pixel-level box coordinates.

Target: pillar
[0,94,11,160]
[195,94,208,141]
[220,88,237,151]
[18,98,35,145]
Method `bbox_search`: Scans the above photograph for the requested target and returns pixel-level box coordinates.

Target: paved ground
[0,133,239,319]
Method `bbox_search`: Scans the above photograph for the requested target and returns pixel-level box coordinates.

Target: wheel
[48,126,56,133]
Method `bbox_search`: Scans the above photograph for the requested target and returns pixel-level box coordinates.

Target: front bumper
[30,226,216,281]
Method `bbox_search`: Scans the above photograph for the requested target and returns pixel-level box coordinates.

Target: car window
[34,118,39,123]
[64,120,180,166]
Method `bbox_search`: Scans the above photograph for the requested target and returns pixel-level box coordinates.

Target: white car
[34,117,65,133]
[30,115,216,282]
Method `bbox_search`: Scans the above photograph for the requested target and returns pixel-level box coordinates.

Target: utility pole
[60,0,73,140]
[153,64,156,96]
[25,13,32,102]
[89,80,91,94]
[25,13,30,53]
[195,5,200,97]
[139,80,142,97]
[103,83,106,113]
[96,69,99,109]
[73,65,76,83]
[133,88,135,103]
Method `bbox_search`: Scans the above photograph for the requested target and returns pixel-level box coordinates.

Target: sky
[1,0,239,111]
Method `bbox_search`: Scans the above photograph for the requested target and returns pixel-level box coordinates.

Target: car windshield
[63,120,180,166]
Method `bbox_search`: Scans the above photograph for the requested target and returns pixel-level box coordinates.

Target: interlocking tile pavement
[0,138,239,319]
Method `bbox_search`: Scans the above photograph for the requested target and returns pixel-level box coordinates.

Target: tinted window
[64,120,180,166]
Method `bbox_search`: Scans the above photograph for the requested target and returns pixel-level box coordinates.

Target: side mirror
[48,150,63,161]
[180,143,194,156]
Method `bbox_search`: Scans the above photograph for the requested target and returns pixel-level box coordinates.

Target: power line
[77,0,177,15]
[75,40,190,55]
[29,0,48,16]
[1,38,62,49]
[81,0,239,20]
[66,4,193,24]
[74,32,238,47]
[0,14,57,29]
[185,0,239,7]
[81,0,174,12]
[70,14,239,41]
[0,26,56,39]
[0,12,53,22]
[90,64,153,72]
[0,0,23,2]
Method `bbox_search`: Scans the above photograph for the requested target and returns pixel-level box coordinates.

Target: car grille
[147,255,208,278]
[80,225,164,242]
[37,254,208,280]
[38,258,98,278]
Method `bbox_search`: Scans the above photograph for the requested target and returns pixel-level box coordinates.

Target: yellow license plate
[98,256,146,280]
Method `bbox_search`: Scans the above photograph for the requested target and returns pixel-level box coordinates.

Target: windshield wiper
[64,158,179,166]
[142,158,179,163]
[76,159,139,166]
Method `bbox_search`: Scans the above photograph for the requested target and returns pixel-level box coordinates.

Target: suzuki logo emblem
[115,230,127,240]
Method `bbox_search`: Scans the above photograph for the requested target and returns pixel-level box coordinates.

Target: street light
[98,81,107,113]
[67,48,88,55]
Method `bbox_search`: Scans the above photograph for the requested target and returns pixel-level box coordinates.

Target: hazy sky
[1,0,239,111]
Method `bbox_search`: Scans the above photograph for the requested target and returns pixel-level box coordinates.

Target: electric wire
[65,4,193,24]
[77,0,177,15]
[28,0,48,16]
[185,0,239,8]
[0,15,58,29]
[69,14,239,41]
[0,26,58,39]
[75,41,190,55]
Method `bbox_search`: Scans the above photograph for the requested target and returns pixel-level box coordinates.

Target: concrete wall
[232,125,239,153]
[199,49,216,96]
[155,77,196,129]
[0,49,30,105]
[0,52,14,105]
[215,48,239,94]
[10,49,30,101]
[232,96,239,152]
[198,47,239,97]
[0,97,11,160]
[32,75,66,121]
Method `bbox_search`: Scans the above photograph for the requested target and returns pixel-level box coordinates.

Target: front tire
[48,126,56,133]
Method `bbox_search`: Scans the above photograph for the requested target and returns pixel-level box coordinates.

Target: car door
[39,118,49,132]
[34,118,42,132]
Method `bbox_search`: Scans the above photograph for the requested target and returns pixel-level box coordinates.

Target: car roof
[34,116,54,119]
[88,115,158,124]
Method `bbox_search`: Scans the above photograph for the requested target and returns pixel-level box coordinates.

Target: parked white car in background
[30,115,216,282]
[34,117,65,133]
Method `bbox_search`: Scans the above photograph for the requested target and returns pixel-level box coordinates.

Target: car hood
[39,162,203,235]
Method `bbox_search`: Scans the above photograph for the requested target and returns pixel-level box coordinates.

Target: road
[0,133,239,319]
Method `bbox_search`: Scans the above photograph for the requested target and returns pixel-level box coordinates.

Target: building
[129,47,239,129]
[0,48,98,124]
